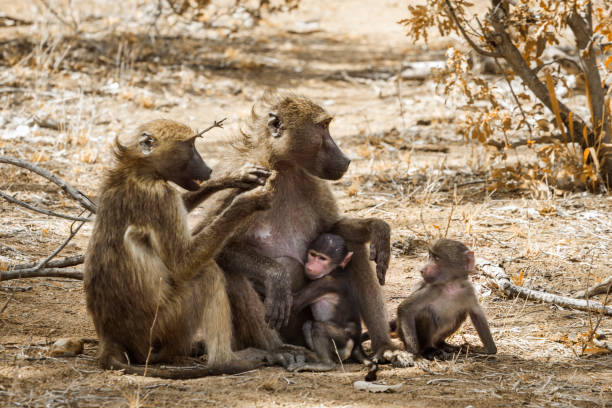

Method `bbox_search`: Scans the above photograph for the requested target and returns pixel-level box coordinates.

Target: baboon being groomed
[84,119,275,379]
[195,94,413,366]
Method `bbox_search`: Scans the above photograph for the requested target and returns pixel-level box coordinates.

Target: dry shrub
[401,0,612,193]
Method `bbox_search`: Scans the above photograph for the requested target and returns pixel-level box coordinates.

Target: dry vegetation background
[0,0,610,407]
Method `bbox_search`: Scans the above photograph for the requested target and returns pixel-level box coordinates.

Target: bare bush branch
[0,156,97,213]
[0,190,92,222]
[476,258,612,316]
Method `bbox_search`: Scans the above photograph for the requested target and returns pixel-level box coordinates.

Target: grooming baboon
[197,94,412,367]
[84,119,274,379]
[396,239,497,359]
[288,233,377,378]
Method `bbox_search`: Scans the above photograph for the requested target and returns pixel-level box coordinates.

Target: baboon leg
[226,270,282,351]
[199,262,235,366]
[344,242,393,352]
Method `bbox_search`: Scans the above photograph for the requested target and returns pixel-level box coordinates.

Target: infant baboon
[396,239,497,359]
[289,233,377,378]
[84,119,274,378]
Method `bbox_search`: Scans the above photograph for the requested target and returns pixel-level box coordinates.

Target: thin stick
[0,190,92,222]
[330,339,345,373]
[194,118,227,138]
[1,268,83,281]
[32,216,90,272]
[0,156,97,213]
[476,258,612,315]
[9,255,84,271]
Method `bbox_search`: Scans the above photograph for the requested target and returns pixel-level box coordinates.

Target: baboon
[396,239,497,359]
[84,119,274,379]
[197,94,412,367]
[288,233,377,377]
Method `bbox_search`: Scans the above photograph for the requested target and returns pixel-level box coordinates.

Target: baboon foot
[373,346,414,368]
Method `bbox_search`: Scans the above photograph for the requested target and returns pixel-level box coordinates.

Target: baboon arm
[218,243,293,329]
[293,279,339,313]
[397,312,420,355]
[218,243,282,288]
[469,306,497,354]
[330,217,390,285]
[182,179,235,212]
[177,204,254,281]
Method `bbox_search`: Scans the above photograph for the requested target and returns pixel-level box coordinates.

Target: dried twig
[487,134,563,150]
[36,0,78,31]
[0,156,97,213]
[574,277,612,299]
[194,118,227,137]
[32,216,89,272]
[476,258,612,316]
[0,190,92,222]
[1,268,83,281]
[8,255,84,271]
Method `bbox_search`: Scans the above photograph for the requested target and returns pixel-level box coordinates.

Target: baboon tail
[360,319,396,343]
[114,359,263,379]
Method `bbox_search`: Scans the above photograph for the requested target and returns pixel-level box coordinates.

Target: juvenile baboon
[396,239,497,359]
[84,119,274,378]
[289,233,376,377]
[197,94,412,367]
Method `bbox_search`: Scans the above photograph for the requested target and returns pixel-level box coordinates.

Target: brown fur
[84,119,273,378]
[197,94,411,366]
[396,239,497,359]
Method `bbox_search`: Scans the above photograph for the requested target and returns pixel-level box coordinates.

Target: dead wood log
[574,276,612,299]
[476,258,612,316]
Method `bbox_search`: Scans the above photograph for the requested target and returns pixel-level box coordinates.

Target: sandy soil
[0,1,610,407]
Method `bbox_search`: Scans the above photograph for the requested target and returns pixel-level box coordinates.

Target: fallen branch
[0,190,92,222]
[574,277,612,299]
[476,258,612,316]
[0,156,97,213]
[9,255,84,271]
[593,338,612,352]
[0,268,83,281]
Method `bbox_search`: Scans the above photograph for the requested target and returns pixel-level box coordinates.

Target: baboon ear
[138,132,156,156]
[340,251,354,268]
[267,112,282,138]
[464,250,475,272]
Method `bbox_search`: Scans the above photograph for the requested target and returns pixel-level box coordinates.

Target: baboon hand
[226,164,271,189]
[231,175,276,213]
[368,219,391,285]
[264,270,292,330]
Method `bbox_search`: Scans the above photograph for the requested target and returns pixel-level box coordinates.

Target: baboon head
[115,119,212,190]
[265,96,350,180]
[421,239,475,284]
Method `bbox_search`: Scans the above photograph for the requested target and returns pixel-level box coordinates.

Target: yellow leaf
[605,55,612,70]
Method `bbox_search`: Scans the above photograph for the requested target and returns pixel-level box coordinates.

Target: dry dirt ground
[0,1,611,407]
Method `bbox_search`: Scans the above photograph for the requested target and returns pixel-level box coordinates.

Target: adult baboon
[196,94,412,366]
[84,119,273,378]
